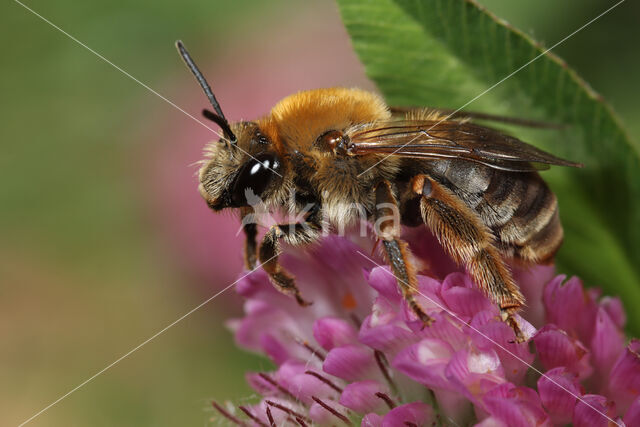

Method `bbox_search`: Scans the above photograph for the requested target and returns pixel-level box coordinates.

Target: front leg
[239,206,258,269]
[258,206,322,306]
[374,181,432,325]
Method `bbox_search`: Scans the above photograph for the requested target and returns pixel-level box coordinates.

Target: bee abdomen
[430,162,564,264]
[489,173,562,263]
[510,207,563,263]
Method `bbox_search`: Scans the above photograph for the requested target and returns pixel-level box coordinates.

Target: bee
[176,41,582,340]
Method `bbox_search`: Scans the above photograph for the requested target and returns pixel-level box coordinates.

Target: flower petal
[543,275,597,343]
[572,394,617,427]
[339,380,389,414]
[381,402,434,427]
[231,298,310,363]
[482,383,550,427]
[608,339,640,414]
[259,333,292,365]
[513,264,556,328]
[393,338,456,391]
[474,416,508,427]
[359,320,416,360]
[533,324,593,379]
[278,363,339,404]
[410,274,447,315]
[313,317,359,351]
[470,312,535,384]
[445,348,506,403]
[246,372,277,397]
[362,412,383,427]
[323,344,378,382]
[308,401,334,425]
[590,306,625,389]
[367,296,402,329]
[623,396,640,426]
[440,272,494,318]
[537,367,582,425]
[600,296,626,329]
[433,389,473,425]
[415,312,468,351]
[367,267,402,302]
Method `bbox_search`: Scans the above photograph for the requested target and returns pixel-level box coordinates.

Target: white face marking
[250,162,261,175]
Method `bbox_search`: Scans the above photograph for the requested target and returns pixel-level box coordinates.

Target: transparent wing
[347,120,582,172]
[389,106,565,129]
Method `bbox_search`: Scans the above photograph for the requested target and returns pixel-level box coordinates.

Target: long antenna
[175,40,237,143]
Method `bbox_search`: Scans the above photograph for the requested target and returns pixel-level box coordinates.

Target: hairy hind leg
[411,174,526,341]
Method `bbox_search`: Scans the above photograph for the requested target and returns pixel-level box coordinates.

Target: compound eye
[231,153,280,206]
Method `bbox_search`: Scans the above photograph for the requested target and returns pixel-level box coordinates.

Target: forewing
[347,120,582,172]
[389,106,565,129]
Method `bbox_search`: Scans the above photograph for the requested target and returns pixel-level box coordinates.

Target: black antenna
[175,40,237,143]
[202,109,236,140]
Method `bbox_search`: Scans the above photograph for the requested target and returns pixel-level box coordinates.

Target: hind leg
[411,174,526,341]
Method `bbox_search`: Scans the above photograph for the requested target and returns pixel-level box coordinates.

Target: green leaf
[337,0,640,334]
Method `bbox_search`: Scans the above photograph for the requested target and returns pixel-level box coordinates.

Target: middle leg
[374,180,432,325]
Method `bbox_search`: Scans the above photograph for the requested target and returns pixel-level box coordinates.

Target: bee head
[176,40,283,210]
[198,122,283,211]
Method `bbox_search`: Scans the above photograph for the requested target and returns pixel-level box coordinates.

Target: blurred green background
[1,0,638,426]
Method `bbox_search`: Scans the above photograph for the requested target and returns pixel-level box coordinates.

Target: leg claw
[415,308,433,330]
[501,309,526,343]
[295,294,313,307]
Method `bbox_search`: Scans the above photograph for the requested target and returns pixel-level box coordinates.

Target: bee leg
[258,214,321,307]
[411,175,526,342]
[239,207,258,270]
[374,181,433,327]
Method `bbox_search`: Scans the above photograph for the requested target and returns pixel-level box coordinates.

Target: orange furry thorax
[258,87,391,153]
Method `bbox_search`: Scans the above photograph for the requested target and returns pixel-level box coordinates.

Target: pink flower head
[213,234,637,426]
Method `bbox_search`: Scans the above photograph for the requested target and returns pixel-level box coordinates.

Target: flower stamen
[211,400,247,426]
[238,405,268,427]
[374,350,398,393]
[311,396,351,425]
[304,370,344,393]
[258,373,296,400]
[265,400,311,423]
[375,391,396,409]
[265,406,276,427]
[295,338,326,361]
